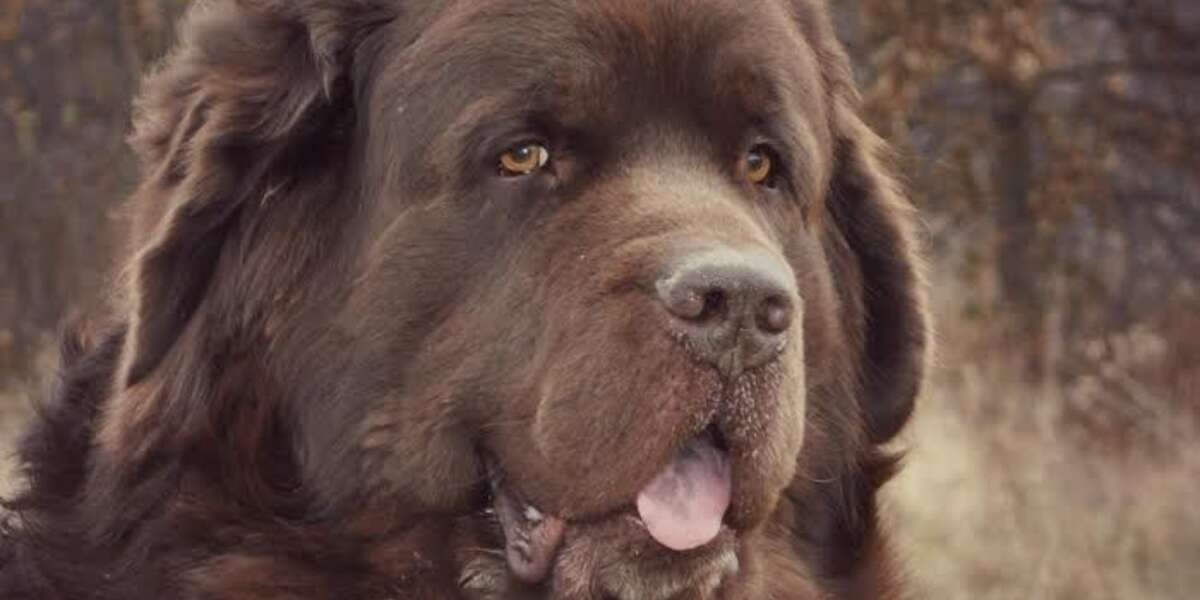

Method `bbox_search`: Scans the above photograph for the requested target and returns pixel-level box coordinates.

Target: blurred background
[1,1,1197,597]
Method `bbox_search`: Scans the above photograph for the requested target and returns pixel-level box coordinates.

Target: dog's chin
[458,507,739,600]
[478,492,741,600]
[478,431,742,600]
[551,515,740,600]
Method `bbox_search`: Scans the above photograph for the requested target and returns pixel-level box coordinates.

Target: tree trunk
[991,89,1051,380]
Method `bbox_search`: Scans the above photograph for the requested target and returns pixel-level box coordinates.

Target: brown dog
[0,1,927,598]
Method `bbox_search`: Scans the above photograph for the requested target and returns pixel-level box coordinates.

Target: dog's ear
[826,103,929,444]
[789,1,929,444]
[120,1,394,385]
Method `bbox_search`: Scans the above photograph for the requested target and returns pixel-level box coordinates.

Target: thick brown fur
[1,1,927,598]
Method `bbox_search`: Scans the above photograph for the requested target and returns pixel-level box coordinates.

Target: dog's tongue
[636,434,732,551]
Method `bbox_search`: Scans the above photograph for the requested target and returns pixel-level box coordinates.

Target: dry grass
[885,360,1200,599]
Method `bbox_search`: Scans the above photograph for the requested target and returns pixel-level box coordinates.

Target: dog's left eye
[499,142,551,176]
[742,146,775,186]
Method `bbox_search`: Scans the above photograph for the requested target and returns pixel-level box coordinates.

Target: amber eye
[743,146,774,185]
[499,142,551,176]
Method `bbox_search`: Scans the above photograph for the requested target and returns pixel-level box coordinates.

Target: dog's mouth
[485,426,734,584]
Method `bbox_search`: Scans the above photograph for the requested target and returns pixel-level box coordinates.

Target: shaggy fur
[1,0,927,598]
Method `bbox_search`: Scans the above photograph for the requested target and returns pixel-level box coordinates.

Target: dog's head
[109,0,926,597]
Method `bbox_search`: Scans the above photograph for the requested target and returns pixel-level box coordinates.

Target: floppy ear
[783,0,928,444]
[120,0,393,385]
[826,104,930,443]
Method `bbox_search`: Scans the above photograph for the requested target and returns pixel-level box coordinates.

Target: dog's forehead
[390,0,825,124]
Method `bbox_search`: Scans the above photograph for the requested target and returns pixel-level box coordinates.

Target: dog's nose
[656,249,797,379]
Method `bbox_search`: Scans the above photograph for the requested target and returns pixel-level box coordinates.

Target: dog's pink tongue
[636,435,732,552]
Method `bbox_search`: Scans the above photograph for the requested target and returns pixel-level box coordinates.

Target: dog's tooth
[511,539,533,561]
[524,506,544,523]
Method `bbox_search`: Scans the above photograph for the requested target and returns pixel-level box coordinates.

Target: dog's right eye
[499,142,551,176]
[742,145,776,187]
